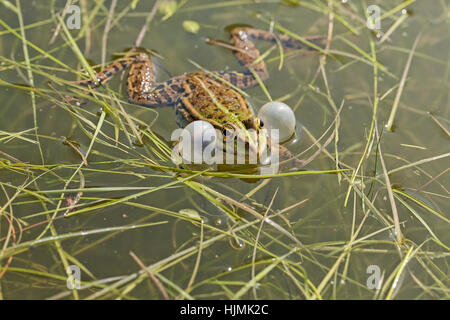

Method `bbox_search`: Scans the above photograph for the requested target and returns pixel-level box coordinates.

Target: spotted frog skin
[76,27,322,166]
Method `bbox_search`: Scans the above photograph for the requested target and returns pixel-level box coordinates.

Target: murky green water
[0,0,449,299]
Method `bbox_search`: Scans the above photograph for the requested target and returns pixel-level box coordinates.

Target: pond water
[0,0,448,300]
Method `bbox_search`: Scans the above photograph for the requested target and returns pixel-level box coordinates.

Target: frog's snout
[245,129,268,162]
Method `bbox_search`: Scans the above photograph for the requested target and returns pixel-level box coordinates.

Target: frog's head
[186,73,269,163]
[220,116,268,162]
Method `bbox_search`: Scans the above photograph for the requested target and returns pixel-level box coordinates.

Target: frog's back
[179,73,256,129]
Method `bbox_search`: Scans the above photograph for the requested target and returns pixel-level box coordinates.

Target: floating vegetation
[0,0,448,301]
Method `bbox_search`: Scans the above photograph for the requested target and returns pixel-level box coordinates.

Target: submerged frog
[76,27,322,168]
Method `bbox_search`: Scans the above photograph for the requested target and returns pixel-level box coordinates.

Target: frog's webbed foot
[66,51,142,107]
[77,55,136,89]
[276,144,307,172]
[259,137,304,171]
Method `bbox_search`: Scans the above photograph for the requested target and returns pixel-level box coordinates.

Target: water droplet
[214,218,222,226]
[229,237,245,250]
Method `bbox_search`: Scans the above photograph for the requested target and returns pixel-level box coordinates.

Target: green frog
[75,27,322,168]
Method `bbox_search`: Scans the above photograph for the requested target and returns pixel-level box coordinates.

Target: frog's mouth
[247,128,268,161]
[218,125,268,164]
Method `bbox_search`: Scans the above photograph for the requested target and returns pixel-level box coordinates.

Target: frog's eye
[256,117,264,128]
[222,125,235,141]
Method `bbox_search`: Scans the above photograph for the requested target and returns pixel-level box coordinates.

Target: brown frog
[76,27,322,167]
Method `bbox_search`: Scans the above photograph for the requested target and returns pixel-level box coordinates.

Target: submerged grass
[0,0,449,300]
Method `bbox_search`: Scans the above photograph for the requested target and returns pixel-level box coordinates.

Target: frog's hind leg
[235,28,324,51]
[76,51,185,108]
[126,54,185,107]
[76,53,137,88]
[222,27,324,89]
[227,28,269,86]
